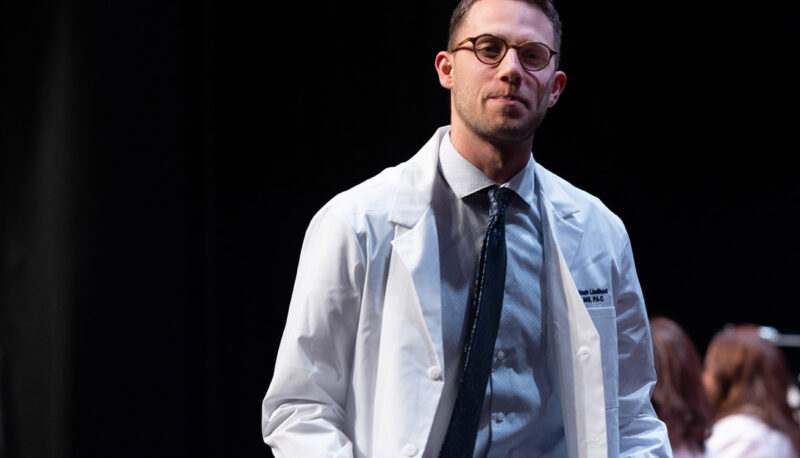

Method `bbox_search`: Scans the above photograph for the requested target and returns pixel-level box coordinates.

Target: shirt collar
[439,129,536,208]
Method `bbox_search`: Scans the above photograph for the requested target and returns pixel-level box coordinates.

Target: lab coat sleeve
[614,234,672,457]
[262,206,366,458]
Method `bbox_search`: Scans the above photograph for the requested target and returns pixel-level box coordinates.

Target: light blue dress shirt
[424,131,566,457]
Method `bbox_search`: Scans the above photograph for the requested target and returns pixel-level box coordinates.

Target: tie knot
[488,186,514,219]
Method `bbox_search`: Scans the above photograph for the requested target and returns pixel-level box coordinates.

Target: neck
[448,121,533,184]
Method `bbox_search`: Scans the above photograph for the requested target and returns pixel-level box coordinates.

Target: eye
[520,48,542,60]
[520,43,549,68]
[475,36,505,61]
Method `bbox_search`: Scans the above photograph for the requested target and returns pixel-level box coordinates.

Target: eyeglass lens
[474,35,551,71]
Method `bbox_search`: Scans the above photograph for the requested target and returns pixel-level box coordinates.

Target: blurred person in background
[650,316,714,458]
[703,324,800,458]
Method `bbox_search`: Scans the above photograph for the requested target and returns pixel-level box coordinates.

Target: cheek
[453,78,482,105]
[534,79,550,98]
[453,66,492,94]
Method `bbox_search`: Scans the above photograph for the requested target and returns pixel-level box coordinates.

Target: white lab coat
[262,127,671,458]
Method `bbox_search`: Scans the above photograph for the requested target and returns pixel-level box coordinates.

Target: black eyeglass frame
[449,33,558,72]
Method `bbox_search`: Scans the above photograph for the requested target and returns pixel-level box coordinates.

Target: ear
[546,70,567,107]
[435,51,454,90]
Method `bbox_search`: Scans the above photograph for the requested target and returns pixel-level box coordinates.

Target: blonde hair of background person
[650,316,713,457]
[703,324,800,457]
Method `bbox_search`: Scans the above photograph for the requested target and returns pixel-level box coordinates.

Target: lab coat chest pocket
[586,306,619,409]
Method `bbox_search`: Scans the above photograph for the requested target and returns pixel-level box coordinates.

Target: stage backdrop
[1,1,798,457]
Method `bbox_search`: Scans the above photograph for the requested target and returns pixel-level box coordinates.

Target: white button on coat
[403,443,418,456]
[577,346,591,362]
[427,366,442,380]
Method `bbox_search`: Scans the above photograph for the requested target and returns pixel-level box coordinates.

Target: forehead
[460,0,554,45]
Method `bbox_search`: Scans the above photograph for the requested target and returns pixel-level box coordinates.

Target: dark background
[1,1,798,457]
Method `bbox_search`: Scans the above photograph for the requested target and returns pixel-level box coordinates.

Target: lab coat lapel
[368,130,448,454]
[536,165,583,268]
[387,127,449,370]
[539,170,608,458]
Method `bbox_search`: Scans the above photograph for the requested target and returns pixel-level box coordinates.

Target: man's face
[437,0,566,145]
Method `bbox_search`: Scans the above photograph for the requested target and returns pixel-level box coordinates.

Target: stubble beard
[453,87,548,146]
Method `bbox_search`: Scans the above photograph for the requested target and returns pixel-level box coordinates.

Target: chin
[491,118,539,141]
[456,104,543,144]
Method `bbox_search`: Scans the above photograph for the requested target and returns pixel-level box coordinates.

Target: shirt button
[427,366,442,381]
[496,350,505,360]
[403,444,418,456]
[495,412,505,423]
[577,346,591,362]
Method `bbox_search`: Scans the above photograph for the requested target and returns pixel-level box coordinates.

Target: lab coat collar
[534,165,584,269]
[535,163,581,219]
[388,127,446,228]
[389,126,584,267]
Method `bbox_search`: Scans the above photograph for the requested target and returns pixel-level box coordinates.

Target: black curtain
[1,1,217,456]
[1,1,799,457]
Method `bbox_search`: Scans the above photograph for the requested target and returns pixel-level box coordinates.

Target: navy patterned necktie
[439,186,514,458]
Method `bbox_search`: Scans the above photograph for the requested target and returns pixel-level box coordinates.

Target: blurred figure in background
[703,324,800,458]
[650,316,713,458]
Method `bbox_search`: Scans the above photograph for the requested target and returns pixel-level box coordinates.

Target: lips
[488,93,528,107]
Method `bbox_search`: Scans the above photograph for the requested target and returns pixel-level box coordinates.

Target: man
[262,0,671,456]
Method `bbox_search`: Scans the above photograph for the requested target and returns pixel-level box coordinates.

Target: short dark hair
[447,0,562,54]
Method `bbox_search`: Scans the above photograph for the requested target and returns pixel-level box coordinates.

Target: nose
[496,48,524,85]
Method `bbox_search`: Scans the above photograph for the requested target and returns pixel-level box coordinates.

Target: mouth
[488,93,528,107]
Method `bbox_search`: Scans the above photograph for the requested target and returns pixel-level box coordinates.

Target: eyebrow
[479,33,547,45]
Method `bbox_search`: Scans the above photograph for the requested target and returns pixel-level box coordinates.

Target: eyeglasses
[450,34,558,72]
